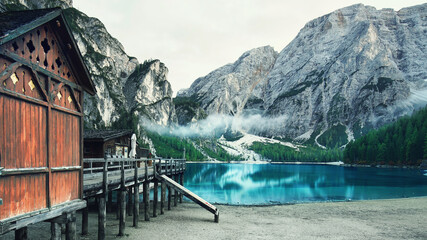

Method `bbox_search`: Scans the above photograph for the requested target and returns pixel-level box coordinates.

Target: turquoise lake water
[183,163,427,205]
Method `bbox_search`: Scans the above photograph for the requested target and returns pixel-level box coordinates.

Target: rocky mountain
[178,3,427,147]
[0,0,177,129]
[178,46,278,116]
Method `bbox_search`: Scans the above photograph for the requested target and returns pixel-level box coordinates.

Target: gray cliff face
[266,3,427,140]
[178,46,278,116]
[124,60,176,126]
[0,1,177,128]
[180,4,427,143]
[63,8,138,128]
[173,96,207,125]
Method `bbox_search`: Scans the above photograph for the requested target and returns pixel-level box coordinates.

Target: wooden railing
[83,157,186,175]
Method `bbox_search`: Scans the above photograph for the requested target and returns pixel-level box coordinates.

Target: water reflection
[184,163,427,205]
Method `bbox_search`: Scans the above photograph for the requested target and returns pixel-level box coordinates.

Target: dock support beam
[128,188,133,216]
[107,191,113,213]
[118,190,126,236]
[51,223,61,240]
[98,196,106,240]
[81,206,89,236]
[116,190,120,220]
[143,181,150,221]
[66,212,77,240]
[167,185,172,210]
[15,227,28,240]
[153,180,158,217]
[133,162,139,228]
[161,180,166,214]
[173,175,178,207]
[215,212,219,223]
[143,160,150,221]
[118,161,126,237]
[98,156,108,240]
[179,173,184,203]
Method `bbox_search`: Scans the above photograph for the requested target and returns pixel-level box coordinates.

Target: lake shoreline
[186,160,424,169]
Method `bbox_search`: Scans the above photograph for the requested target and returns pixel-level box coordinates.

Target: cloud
[140,113,287,138]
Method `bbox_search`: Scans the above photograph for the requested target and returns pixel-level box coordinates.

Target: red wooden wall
[0,22,84,221]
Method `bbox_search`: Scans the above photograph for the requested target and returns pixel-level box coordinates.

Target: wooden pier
[80,156,218,240]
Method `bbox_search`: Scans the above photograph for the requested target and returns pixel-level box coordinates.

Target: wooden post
[133,161,139,228]
[145,159,148,181]
[143,181,150,221]
[153,180,158,217]
[81,205,89,236]
[118,160,126,236]
[15,227,28,240]
[128,187,133,216]
[144,160,150,221]
[66,212,77,240]
[98,196,106,240]
[61,224,66,235]
[51,222,61,240]
[179,173,184,203]
[160,180,166,214]
[167,185,172,210]
[174,175,178,207]
[98,156,108,240]
[116,190,120,220]
[215,212,219,223]
[107,191,113,212]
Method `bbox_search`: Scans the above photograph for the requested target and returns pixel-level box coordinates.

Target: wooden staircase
[157,174,219,223]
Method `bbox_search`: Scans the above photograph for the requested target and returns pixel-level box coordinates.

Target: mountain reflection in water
[184,163,427,205]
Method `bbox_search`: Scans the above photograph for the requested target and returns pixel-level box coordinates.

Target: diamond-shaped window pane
[28,80,35,91]
[57,92,62,100]
[11,73,19,85]
[67,96,72,103]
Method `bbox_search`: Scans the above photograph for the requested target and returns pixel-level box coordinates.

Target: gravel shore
[1,197,426,240]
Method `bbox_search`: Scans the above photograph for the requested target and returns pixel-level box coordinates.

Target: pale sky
[73,0,426,96]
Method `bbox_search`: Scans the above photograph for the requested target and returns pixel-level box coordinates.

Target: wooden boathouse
[0,8,96,238]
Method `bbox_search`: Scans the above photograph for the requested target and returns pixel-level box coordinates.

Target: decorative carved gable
[3,23,78,84]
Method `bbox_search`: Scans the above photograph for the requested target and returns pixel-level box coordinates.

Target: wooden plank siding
[0,175,47,219]
[0,21,85,221]
[0,96,47,169]
[50,110,80,206]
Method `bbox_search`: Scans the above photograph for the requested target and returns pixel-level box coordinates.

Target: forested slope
[344,106,427,166]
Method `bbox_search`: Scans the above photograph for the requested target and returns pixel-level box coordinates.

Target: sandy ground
[1,197,426,240]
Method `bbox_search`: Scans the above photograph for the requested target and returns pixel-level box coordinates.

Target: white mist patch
[141,113,288,138]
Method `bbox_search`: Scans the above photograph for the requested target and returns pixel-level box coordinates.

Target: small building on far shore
[83,129,151,158]
[83,129,133,158]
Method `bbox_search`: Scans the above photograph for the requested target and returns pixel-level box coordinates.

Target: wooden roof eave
[0,9,62,45]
